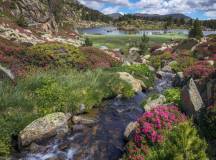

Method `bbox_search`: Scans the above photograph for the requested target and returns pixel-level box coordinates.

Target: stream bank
[15,72,175,160]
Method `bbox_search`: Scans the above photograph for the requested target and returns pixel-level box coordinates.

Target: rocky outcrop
[181,78,205,116]
[143,95,166,111]
[0,24,82,46]
[19,112,72,147]
[195,77,216,107]
[8,0,58,33]
[0,0,110,33]
[118,72,145,93]
[0,24,43,44]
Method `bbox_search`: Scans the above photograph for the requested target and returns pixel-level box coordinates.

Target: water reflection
[78,26,216,36]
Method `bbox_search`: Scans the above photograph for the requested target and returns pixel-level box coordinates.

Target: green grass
[85,33,186,52]
[1,65,152,156]
[105,64,155,88]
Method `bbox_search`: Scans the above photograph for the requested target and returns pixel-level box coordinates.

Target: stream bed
[15,72,175,160]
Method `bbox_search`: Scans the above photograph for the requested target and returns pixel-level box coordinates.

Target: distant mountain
[134,13,191,19]
[107,13,123,20]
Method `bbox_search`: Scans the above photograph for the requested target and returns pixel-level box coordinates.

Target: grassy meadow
[85,33,187,51]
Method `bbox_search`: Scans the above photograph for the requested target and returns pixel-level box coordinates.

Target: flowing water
[15,72,175,160]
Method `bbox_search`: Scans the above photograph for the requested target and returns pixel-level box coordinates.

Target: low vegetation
[86,34,186,53]
[0,68,138,156]
[124,105,207,160]
[183,61,215,79]
[105,64,155,88]
[163,88,181,106]
[80,46,121,69]
[24,43,87,68]
[199,104,216,140]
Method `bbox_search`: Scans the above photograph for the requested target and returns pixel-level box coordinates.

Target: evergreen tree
[189,19,203,39]
[84,37,93,46]
[180,18,185,25]
[188,19,193,26]
[139,34,149,55]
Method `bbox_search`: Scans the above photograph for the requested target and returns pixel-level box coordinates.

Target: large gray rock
[19,112,71,147]
[181,78,205,116]
[118,72,146,93]
[144,95,166,111]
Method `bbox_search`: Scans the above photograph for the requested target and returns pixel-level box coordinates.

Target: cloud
[102,6,120,14]
[77,0,216,19]
[205,11,216,19]
[79,0,104,10]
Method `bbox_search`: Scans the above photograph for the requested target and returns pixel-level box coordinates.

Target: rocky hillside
[0,0,111,33]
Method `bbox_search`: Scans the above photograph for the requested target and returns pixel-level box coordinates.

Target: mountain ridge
[109,12,191,20]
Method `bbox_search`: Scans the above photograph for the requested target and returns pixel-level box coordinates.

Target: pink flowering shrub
[183,61,215,79]
[126,105,186,160]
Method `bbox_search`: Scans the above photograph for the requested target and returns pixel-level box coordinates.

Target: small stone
[79,104,86,114]
[73,124,86,132]
[28,143,44,153]
[73,115,98,125]
[144,95,166,111]
[124,122,139,141]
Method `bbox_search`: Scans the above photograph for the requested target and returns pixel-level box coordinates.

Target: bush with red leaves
[194,38,216,60]
[0,37,27,76]
[80,47,122,69]
[183,61,215,79]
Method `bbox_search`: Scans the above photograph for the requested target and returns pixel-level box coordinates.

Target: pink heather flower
[133,105,187,145]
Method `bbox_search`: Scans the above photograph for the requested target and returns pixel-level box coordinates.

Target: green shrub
[0,11,4,17]
[16,16,28,28]
[171,56,196,72]
[150,51,173,70]
[25,43,87,68]
[163,88,181,106]
[84,37,93,46]
[138,34,149,55]
[106,64,155,88]
[199,105,216,140]
[0,110,37,157]
[146,122,207,160]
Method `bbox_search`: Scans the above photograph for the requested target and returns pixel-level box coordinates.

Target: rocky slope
[0,0,111,33]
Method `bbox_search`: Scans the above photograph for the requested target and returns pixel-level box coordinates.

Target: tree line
[115,14,216,30]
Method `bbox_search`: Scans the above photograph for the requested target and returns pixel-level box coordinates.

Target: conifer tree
[139,33,149,55]
[189,19,203,39]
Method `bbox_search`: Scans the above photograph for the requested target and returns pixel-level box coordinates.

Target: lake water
[78,26,216,36]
